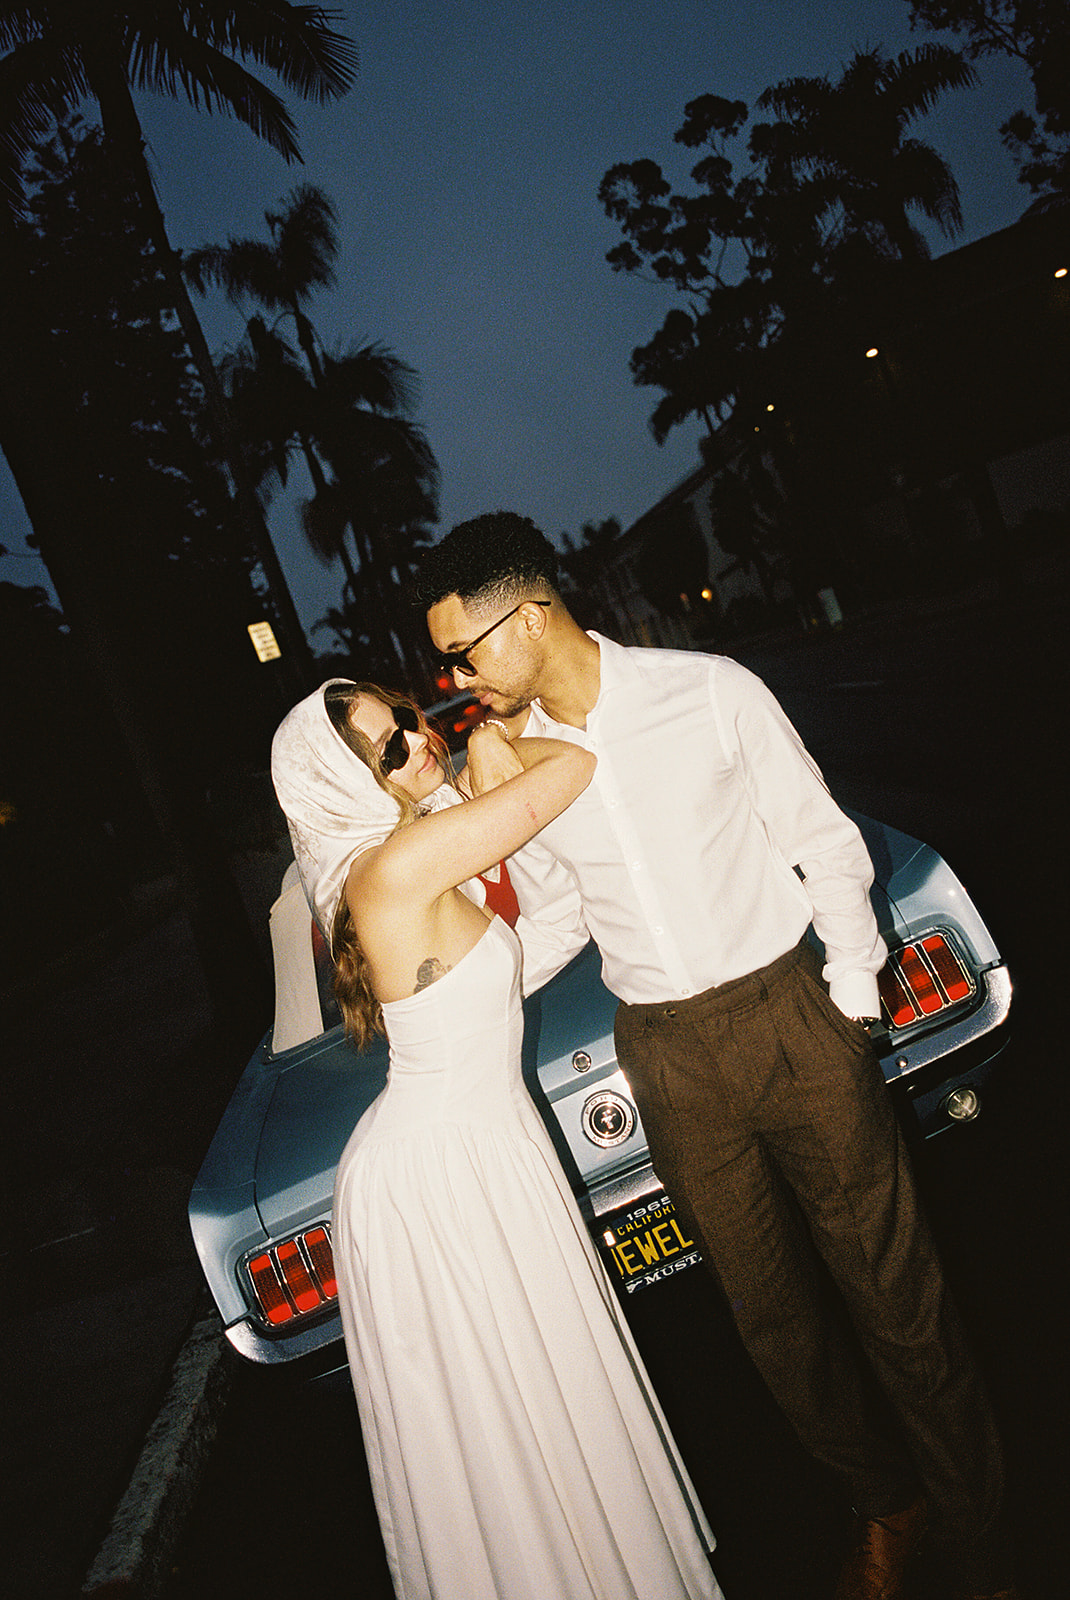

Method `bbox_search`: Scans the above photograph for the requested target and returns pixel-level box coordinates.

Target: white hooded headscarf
[270,679,458,942]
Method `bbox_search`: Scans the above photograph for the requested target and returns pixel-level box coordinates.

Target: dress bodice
[366,916,526,1135]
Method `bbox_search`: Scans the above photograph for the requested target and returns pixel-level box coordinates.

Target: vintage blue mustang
[189,812,1012,1374]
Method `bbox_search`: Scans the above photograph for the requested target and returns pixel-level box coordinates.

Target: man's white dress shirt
[508,634,885,1019]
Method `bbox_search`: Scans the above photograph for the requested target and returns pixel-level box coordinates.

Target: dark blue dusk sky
[0,2,1037,638]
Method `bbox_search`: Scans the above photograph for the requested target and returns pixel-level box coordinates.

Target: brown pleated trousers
[614,940,1009,1588]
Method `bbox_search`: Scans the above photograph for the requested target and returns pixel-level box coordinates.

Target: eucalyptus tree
[0,3,359,679]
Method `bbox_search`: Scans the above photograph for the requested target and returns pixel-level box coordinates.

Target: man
[415,510,1017,1600]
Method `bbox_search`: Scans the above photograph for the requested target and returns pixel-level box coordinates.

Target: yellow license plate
[598,1194,702,1294]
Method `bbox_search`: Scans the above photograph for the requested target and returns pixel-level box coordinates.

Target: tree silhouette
[599,47,976,603]
[909,1,1070,206]
[185,184,440,687]
[600,46,973,441]
[0,3,358,681]
[753,44,974,264]
[1,113,291,1015]
[184,182,342,389]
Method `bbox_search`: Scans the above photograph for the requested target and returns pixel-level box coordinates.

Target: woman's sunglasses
[381,703,421,775]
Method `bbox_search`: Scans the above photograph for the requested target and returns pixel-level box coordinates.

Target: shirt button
[653,926,663,935]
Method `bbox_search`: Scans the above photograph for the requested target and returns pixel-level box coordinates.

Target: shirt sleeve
[715,660,885,1017]
[504,833,591,996]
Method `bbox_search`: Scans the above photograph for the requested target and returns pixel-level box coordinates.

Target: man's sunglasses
[437,600,551,678]
[381,703,421,775]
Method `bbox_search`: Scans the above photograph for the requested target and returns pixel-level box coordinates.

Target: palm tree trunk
[0,237,271,1031]
[89,56,313,700]
[293,306,325,386]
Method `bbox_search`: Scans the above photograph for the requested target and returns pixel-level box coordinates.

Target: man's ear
[518,600,550,641]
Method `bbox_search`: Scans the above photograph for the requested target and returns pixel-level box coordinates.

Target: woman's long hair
[323,682,455,1046]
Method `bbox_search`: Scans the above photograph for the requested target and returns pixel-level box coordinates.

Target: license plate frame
[597,1192,703,1294]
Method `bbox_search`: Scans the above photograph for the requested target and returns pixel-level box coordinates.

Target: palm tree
[754,44,977,264]
[0,3,359,679]
[228,318,440,683]
[0,7,357,1017]
[185,184,440,685]
[184,181,341,385]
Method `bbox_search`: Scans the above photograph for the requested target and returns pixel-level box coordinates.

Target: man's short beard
[493,691,534,719]
[484,664,541,721]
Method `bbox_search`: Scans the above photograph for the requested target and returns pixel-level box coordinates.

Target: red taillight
[922,934,972,1002]
[877,964,917,1029]
[897,945,944,1015]
[276,1237,322,1314]
[304,1225,337,1299]
[248,1252,295,1325]
[878,932,975,1030]
[246,1225,338,1326]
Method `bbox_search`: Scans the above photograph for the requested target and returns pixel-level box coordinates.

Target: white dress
[333,915,722,1600]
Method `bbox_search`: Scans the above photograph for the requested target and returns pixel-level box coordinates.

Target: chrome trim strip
[584,1167,669,1224]
[224,1310,343,1365]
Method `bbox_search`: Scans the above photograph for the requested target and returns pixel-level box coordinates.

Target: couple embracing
[272,511,1015,1600]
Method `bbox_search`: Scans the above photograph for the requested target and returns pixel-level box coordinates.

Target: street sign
[247,621,281,662]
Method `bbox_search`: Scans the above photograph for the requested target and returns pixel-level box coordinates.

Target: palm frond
[183,237,280,302]
[324,342,420,415]
[881,43,979,124]
[123,25,301,160]
[300,480,350,565]
[192,2,359,103]
[266,182,338,274]
[0,37,90,164]
[890,138,964,235]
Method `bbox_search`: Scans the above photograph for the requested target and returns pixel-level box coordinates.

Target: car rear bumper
[221,962,1014,1364]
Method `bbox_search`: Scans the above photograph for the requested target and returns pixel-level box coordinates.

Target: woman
[271,679,722,1600]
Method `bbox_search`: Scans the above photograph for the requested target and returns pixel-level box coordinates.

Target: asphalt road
[164,568,1070,1600]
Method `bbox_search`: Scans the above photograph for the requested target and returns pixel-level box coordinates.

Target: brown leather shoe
[833,1496,928,1600]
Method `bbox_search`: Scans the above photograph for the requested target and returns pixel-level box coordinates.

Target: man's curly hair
[414,510,560,613]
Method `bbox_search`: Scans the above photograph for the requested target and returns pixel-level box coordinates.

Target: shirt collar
[532,631,636,729]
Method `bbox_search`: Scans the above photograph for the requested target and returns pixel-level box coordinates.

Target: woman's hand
[465,721,524,795]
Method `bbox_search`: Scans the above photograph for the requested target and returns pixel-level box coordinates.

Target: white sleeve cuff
[827,970,881,1021]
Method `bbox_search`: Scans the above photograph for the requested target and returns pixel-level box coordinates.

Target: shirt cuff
[827,970,881,1021]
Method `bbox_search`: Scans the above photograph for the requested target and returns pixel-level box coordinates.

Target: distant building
[592,203,1070,646]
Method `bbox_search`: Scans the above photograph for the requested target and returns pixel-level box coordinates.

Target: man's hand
[465,721,524,795]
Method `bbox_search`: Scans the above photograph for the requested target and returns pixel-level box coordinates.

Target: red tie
[478,860,521,927]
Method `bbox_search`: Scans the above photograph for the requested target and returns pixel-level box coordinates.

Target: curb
[81,1307,234,1599]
